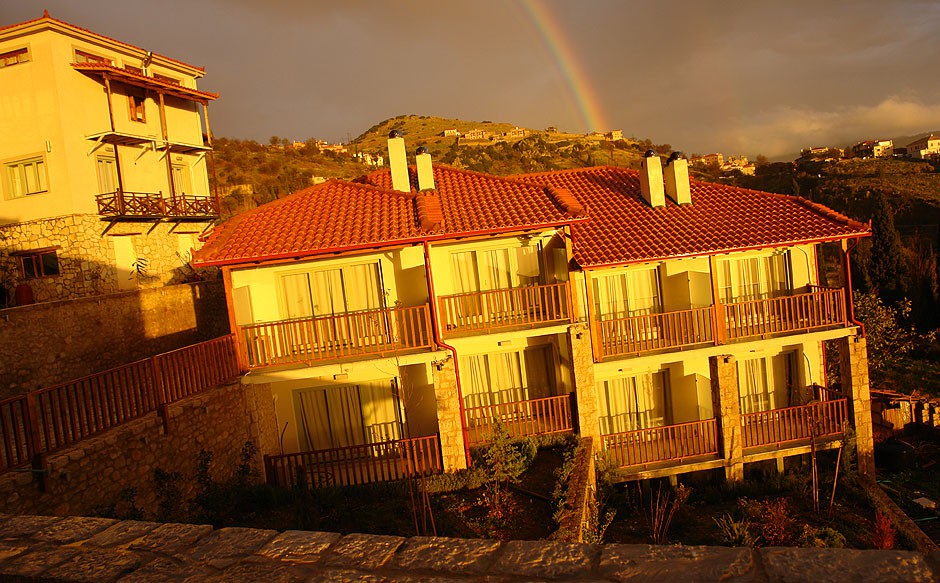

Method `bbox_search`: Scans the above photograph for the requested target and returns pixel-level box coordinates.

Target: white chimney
[387,130,410,193]
[639,150,665,208]
[416,146,435,191]
[663,152,691,205]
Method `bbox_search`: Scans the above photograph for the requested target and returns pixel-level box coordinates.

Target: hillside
[210,115,675,218]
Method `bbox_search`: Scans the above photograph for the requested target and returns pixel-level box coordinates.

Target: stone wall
[554,437,596,543]
[0,280,228,397]
[0,380,258,518]
[0,213,215,304]
[0,515,937,582]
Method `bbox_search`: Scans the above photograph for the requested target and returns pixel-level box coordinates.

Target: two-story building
[193,135,874,488]
[0,12,219,303]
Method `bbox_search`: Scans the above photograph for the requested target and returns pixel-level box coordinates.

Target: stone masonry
[839,334,876,478]
[568,325,601,450]
[0,214,215,303]
[432,358,468,471]
[0,280,228,398]
[0,381,258,518]
[710,355,744,482]
[0,514,937,582]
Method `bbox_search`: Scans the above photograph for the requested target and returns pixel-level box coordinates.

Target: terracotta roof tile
[517,166,870,267]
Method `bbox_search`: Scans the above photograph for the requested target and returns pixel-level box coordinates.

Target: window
[96,156,118,194]
[450,243,543,294]
[593,266,662,320]
[597,371,670,434]
[73,49,113,65]
[295,380,404,450]
[5,156,47,198]
[123,64,142,75]
[127,88,146,122]
[737,351,798,414]
[16,249,60,279]
[151,72,180,85]
[0,48,29,68]
[459,345,555,409]
[280,262,384,320]
[171,163,191,195]
[718,251,791,303]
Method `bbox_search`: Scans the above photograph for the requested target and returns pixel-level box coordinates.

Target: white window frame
[5,155,48,199]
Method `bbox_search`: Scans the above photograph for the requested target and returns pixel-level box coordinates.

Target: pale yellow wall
[0,23,209,225]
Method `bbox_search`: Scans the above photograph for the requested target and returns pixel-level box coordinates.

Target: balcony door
[449,244,543,324]
[597,371,670,435]
[460,345,555,409]
[738,351,797,414]
[96,156,118,194]
[593,266,663,320]
[295,379,405,451]
[717,252,790,304]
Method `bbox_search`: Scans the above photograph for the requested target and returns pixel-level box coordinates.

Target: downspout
[844,237,866,337]
[422,241,472,467]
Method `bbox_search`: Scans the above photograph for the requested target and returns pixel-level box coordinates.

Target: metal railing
[439,282,571,336]
[0,335,241,475]
[464,394,573,446]
[602,418,719,468]
[264,434,442,489]
[238,305,433,369]
[742,399,848,450]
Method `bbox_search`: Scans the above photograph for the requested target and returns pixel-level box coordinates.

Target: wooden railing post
[24,393,47,491]
[263,454,277,487]
[151,357,171,434]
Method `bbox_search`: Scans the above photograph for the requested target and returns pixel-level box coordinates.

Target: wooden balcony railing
[464,394,573,446]
[238,305,433,369]
[596,306,714,359]
[439,282,571,336]
[742,399,848,450]
[167,194,219,218]
[602,418,719,468]
[595,288,848,360]
[263,434,442,489]
[724,287,846,341]
[96,190,166,218]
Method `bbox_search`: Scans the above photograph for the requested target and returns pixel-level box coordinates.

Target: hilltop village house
[193,133,875,485]
[0,13,218,304]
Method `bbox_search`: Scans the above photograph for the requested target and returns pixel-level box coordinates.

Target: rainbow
[518,0,608,133]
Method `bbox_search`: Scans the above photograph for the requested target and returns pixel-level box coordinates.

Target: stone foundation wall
[554,437,596,543]
[0,213,215,304]
[0,515,937,582]
[0,380,258,518]
[0,280,228,397]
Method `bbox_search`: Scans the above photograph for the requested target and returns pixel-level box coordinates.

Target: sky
[5,0,940,160]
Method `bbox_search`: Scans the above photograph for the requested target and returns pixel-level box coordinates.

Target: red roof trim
[71,62,219,101]
[0,13,207,73]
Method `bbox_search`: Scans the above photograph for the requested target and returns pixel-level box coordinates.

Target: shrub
[871,512,897,549]
[714,513,756,547]
[799,525,846,548]
[739,498,798,546]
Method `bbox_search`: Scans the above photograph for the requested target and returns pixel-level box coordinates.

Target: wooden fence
[264,434,442,489]
[0,335,241,475]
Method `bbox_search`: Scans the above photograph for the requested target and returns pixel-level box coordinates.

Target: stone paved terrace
[0,514,938,582]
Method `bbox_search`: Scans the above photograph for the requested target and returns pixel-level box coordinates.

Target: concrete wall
[0,380,262,518]
[0,280,228,397]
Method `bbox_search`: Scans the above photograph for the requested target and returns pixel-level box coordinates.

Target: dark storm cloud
[3,0,939,158]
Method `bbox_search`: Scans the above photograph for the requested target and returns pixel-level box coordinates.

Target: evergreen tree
[867,192,906,303]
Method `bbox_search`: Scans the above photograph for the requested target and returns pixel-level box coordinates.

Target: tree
[867,192,906,303]
[755,154,769,167]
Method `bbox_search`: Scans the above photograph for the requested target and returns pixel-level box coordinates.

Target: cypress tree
[867,191,906,303]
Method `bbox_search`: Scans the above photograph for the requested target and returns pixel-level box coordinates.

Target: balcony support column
[709,355,744,482]
[243,382,281,471]
[431,359,468,471]
[568,324,601,451]
[837,334,876,478]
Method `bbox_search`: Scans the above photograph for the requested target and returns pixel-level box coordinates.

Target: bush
[714,513,756,547]
[871,512,897,549]
[799,525,846,548]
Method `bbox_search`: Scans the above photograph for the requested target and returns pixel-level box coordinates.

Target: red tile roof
[516,166,870,268]
[192,165,586,267]
[0,12,207,73]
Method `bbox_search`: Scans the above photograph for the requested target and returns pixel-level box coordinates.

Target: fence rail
[439,282,571,336]
[264,434,442,489]
[238,305,433,369]
[167,194,219,218]
[725,287,846,340]
[0,335,241,475]
[95,190,166,217]
[742,399,847,450]
[597,306,714,358]
[464,394,573,446]
[602,418,719,468]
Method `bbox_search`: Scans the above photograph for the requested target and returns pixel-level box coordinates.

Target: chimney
[639,149,665,208]
[663,151,691,205]
[415,146,435,191]
[387,130,410,193]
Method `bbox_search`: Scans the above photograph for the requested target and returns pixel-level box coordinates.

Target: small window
[74,49,113,65]
[152,72,180,86]
[127,88,146,122]
[5,156,48,198]
[123,64,142,75]
[0,48,30,68]
[18,250,60,279]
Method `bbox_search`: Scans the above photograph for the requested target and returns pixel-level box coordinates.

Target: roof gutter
[422,241,472,467]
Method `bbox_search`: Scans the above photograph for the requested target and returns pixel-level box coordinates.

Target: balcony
[96,190,218,220]
[237,305,433,369]
[602,418,720,470]
[742,399,847,451]
[439,282,572,337]
[596,287,847,360]
[263,434,442,488]
[464,394,573,446]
